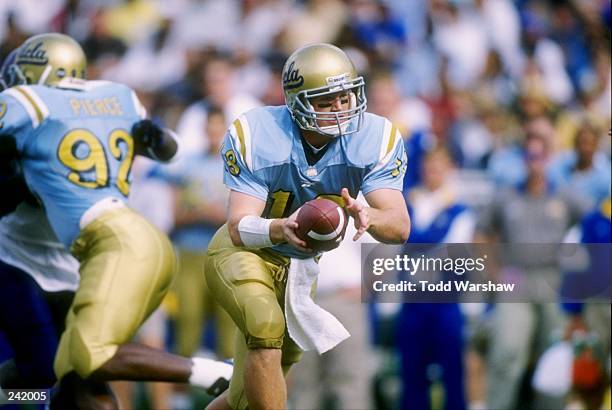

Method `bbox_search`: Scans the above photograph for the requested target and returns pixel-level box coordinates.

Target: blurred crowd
[1,0,610,409]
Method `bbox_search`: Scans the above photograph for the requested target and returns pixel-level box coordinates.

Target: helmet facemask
[289,77,367,137]
[0,49,25,90]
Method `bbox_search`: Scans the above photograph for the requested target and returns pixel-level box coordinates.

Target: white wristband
[188,357,233,389]
[238,215,274,248]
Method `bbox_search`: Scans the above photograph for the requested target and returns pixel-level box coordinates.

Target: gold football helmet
[282,43,366,137]
[8,33,86,88]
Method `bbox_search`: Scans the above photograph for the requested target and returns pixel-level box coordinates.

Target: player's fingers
[358,208,369,230]
[284,227,310,251]
[353,226,366,241]
[287,233,312,252]
[341,188,353,206]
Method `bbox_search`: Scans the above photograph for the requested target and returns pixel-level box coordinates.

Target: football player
[0,46,81,400]
[0,34,230,407]
[205,43,411,410]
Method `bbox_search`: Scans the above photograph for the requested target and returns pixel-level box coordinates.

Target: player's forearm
[366,207,410,244]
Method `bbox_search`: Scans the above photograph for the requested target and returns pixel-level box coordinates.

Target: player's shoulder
[1,85,51,129]
[342,112,403,167]
[229,106,294,170]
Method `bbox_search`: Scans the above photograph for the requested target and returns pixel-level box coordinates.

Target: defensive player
[0,33,230,407]
[0,47,81,400]
[205,43,411,409]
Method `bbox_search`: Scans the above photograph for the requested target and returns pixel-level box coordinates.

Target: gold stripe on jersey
[386,125,398,156]
[232,118,247,161]
[14,86,46,125]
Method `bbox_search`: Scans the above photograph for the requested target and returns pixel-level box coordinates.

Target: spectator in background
[476,129,584,410]
[367,69,431,138]
[560,196,611,410]
[473,0,523,79]
[519,1,575,106]
[0,12,26,62]
[348,0,408,67]
[278,0,347,55]
[487,115,552,188]
[397,147,474,410]
[104,15,187,92]
[430,0,489,90]
[100,0,161,45]
[555,46,611,152]
[164,107,234,362]
[447,90,494,170]
[473,50,519,108]
[81,8,127,79]
[549,121,611,212]
[175,52,261,156]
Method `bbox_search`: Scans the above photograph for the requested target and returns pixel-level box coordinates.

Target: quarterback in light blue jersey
[205,43,411,410]
[223,104,407,259]
[0,34,231,408]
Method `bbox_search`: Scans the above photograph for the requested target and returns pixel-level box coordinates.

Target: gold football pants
[205,224,303,409]
[54,207,177,379]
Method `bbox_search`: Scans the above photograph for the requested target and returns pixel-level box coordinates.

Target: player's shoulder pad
[227,106,293,171]
[343,113,402,168]
[2,85,50,129]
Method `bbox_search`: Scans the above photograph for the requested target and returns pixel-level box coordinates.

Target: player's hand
[274,210,312,253]
[132,119,162,149]
[341,187,369,241]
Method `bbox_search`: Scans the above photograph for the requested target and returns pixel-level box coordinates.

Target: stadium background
[0,0,610,409]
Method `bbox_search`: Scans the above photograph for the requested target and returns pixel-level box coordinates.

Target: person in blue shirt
[397,147,474,410]
[548,121,611,211]
[0,33,230,407]
[204,43,411,410]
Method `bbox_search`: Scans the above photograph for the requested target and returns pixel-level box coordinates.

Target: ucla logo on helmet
[283,62,304,90]
[17,42,48,65]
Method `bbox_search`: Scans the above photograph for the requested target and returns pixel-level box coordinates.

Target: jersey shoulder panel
[1,85,50,130]
[343,113,402,168]
[28,81,146,121]
[228,106,294,171]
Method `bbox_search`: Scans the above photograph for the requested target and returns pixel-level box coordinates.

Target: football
[295,198,348,252]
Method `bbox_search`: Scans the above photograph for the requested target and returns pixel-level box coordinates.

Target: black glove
[131,119,163,149]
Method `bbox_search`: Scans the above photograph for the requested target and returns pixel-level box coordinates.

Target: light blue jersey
[222,106,407,258]
[0,80,146,247]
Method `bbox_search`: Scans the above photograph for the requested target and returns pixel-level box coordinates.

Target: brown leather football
[295,198,348,252]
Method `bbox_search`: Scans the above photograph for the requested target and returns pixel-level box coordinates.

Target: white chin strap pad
[319,119,351,136]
